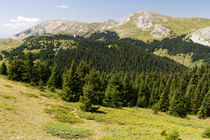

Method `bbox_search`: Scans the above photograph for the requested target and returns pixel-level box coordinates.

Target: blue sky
[1,0,210,38]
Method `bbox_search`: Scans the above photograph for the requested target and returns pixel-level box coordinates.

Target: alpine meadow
[0,0,210,140]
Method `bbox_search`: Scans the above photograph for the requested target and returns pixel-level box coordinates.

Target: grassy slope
[0,39,21,51]
[153,49,204,67]
[113,11,210,41]
[0,76,209,140]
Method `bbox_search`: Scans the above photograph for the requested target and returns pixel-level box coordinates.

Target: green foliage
[38,80,45,91]
[26,93,39,98]
[43,122,92,139]
[80,69,103,112]
[47,65,62,89]
[197,89,210,119]
[160,129,167,136]
[62,60,82,102]
[169,88,187,118]
[201,128,210,138]
[44,105,83,124]
[0,94,16,100]
[104,74,125,108]
[0,62,7,75]
[39,92,56,98]
[165,131,182,140]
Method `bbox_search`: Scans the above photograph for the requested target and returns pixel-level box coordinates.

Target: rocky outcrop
[189,26,210,47]
[151,24,170,38]
[117,13,134,26]
[135,11,153,30]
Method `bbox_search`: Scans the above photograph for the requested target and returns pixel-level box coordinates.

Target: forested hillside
[2,35,186,73]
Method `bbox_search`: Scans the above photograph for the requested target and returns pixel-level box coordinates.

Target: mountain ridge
[11,11,210,43]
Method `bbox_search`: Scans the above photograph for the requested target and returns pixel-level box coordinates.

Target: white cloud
[10,16,40,23]
[56,5,68,9]
[4,16,40,28]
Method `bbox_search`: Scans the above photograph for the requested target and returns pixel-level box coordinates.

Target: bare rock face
[100,19,118,30]
[151,24,170,38]
[135,11,153,30]
[118,13,134,26]
[189,26,210,47]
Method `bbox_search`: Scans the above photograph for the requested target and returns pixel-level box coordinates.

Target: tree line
[1,56,209,118]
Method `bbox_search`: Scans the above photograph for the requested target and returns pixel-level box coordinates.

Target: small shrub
[40,92,53,98]
[202,128,210,138]
[78,111,96,120]
[165,131,181,140]
[152,104,159,115]
[160,129,167,136]
[44,105,82,124]
[26,93,39,98]
[43,122,92,139]
[4,85,12,88]
[3,104,16,112]
[0,94,16,100]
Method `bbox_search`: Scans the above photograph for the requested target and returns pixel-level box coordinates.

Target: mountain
[188,26,210,47]
[5,35,186,73]
[11,19,118,40]
[11,11,210,42]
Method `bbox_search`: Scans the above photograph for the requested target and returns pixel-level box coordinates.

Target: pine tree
[103,73,124,108]
[47,65,62,89]
[157,74,172,112]
[191,74,207,114]
[80,69,103,112]
[197,89,210,119]
[137,74,150,108]
[62,60,82,102]
[22,53,34,82]
[8,57,25,81]
[184,74,196,114]
[169,88,187,118]
[0,62,7,75]
[149,80,159,106]
[122,74,137,107]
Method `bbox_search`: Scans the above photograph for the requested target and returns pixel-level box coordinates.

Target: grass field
[0,75,209,140]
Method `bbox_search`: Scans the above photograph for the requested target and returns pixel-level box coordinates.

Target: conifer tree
[0,62,7,75]
[62,60,82,102]
[157,74,172,112]
[103,73,124,108]
[137,74,150,108]
[191,74,207,114]
[47,65,62,89]
[22,53,34,82]
[169,88,187,118]
[197,89,210,119]
[8,57,25,81]
[80,69,103,111]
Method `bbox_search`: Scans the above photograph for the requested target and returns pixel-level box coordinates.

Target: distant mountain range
[11,11,210,47]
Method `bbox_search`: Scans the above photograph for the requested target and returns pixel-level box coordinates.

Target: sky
[0,0,210,38]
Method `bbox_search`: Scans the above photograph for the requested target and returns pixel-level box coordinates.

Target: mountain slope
[11,20,119,40]
[11,11,210,42]
[189,26,210,47]
[0,76,209,140]
[5,35,186,73]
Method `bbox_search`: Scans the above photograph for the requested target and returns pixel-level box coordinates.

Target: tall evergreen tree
[80,69,103,111]
[0,62,7,75]
[8,57,25,81]
[191,74,207,114]
[137,74,150,108]
[197,89,210,119]
[169,88,187,118]
[22,53,34,82]
[62,60,82,102]
[103,73,124,108]
[157,74,172,112]
[47,64,62,89]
